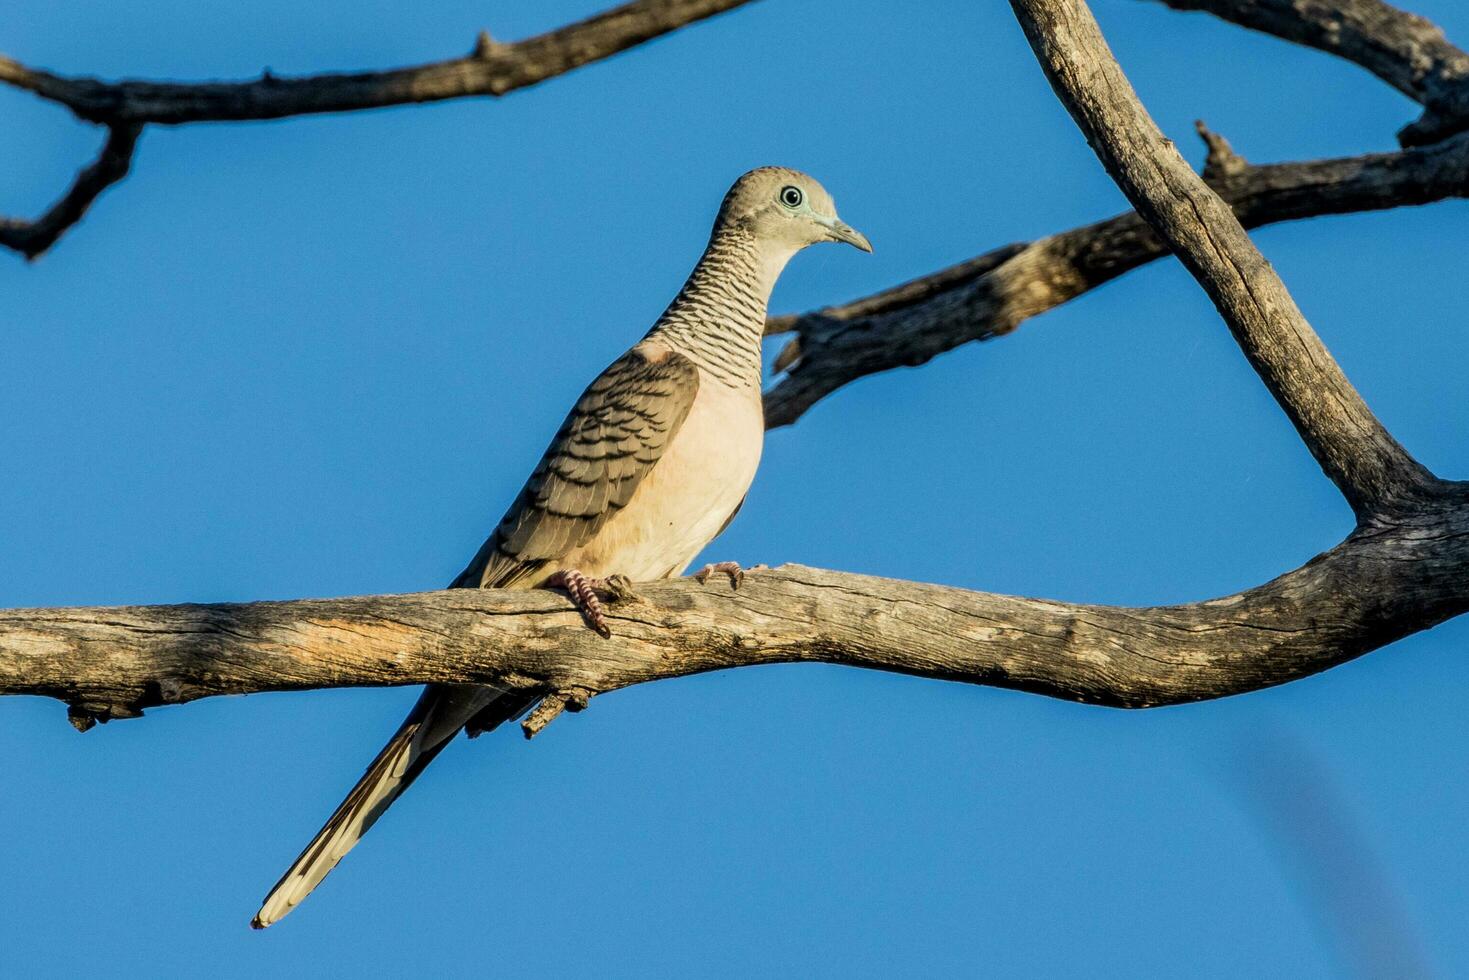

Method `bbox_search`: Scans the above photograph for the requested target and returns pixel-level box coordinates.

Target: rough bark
[4,487,1467,733]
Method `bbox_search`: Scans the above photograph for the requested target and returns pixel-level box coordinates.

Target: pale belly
[560,378,764,581]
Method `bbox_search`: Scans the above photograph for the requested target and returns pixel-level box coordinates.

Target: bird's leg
[693,561,750,589]
[543,570,633,638]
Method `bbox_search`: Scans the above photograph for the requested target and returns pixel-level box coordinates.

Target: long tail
[251,684,533,929]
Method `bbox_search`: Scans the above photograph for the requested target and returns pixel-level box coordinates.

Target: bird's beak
[819,215,873,253]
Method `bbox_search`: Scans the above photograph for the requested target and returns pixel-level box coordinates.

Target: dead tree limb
[765,0,1469,424]
[5,505,1469,734]
[762,128,1469,428]
[0,0,755,258]
[0,0,754,124]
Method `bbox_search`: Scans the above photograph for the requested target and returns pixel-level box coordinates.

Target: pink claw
[693,561,745,589]
[545,569,612,637]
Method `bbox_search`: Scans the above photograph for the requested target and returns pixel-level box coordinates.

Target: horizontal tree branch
[3,483,1466,731]
[0,0,755,125]
[763,127,1469,429]
[1141,0,1469,146]
[0,0,754,258]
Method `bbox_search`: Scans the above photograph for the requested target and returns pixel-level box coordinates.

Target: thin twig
[0,122,141,260]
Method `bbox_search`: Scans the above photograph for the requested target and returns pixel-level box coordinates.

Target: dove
[253,167,870,928]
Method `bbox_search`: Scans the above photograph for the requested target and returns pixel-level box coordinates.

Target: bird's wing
[254,345,700,928]
[256,344,701,927]
[453,340,701,590]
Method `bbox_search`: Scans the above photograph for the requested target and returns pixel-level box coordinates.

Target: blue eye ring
[779,185,803,208]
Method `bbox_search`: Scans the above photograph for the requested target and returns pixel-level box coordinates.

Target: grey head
[647,167,870,387]
[713,167,872,255]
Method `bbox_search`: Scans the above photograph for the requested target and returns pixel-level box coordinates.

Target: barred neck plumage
[647,227,791,390]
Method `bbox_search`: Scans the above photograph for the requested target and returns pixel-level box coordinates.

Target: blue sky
[4,0,1468,975]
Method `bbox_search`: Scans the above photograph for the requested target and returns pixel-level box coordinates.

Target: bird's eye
[779,185,804,208]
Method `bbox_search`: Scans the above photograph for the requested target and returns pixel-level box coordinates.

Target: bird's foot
[544,570,634,637]
[693,561,751,590]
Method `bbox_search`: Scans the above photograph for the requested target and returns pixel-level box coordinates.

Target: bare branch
[0,0,756,124]
[4,491,1467,728]
[1141,0,1469,146]
[0,0,755,258]
[764,130,1469,429]
[0,122,140,260]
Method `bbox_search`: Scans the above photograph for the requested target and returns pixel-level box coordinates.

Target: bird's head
[715,167,872,254]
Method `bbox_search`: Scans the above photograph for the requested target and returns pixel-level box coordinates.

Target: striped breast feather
[460,341,700,589]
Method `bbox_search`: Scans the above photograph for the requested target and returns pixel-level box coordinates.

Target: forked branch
[0,0,755,124]
[0,0,755,257]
